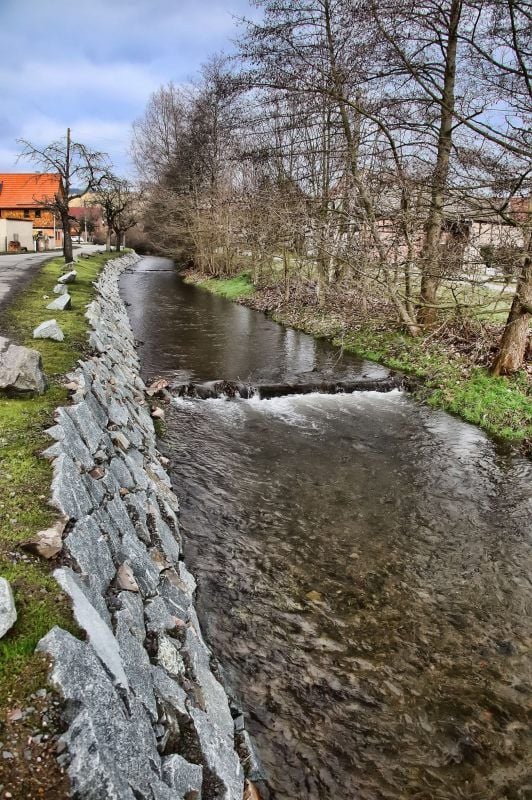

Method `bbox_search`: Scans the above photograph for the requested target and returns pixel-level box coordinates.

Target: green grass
[335,328,531,445]
[0,250,122,705]
[195,272,255,300]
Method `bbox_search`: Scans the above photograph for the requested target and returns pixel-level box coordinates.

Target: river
[121,256,532,800]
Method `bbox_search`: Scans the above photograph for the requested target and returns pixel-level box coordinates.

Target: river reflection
[121,258,532,800]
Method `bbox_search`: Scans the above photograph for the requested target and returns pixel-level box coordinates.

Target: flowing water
[121,257,532,800]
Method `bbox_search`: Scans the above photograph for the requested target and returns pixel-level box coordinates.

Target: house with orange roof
[0,173,65,251]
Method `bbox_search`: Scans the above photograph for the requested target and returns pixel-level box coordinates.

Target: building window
[23,209,30,219]
[35,209,41,218]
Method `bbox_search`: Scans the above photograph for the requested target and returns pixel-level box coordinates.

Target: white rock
[58,270,77,284]
[33,319,64,341]
[46,293,71,311]
[151,407,165,420]
[53,284,69,295]
[0,578,17,638]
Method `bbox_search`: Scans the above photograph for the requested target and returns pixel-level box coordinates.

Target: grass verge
[335,328,531,446]
[194,272,255,300]
[0,250,122,705]
[184,271,531,452]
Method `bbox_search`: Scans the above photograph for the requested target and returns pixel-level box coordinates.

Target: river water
[121,256,532,800]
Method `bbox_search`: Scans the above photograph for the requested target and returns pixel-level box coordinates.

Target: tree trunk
[417,0,462,326]
[114,228,121,252]
[491,253,532,375]
[105,228,111,252]
[62,211,73,264]
[283,247,290,303]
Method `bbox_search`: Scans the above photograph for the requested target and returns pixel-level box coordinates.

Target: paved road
[0,244,101,314]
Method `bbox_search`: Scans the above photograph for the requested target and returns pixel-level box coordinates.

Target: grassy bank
[194,272,256,300]
[186,271,531,452]
[0,250,122,705]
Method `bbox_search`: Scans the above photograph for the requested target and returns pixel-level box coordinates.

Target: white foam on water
[247,388,406,429]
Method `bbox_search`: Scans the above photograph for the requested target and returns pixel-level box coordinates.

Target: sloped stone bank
[37,253,245,799]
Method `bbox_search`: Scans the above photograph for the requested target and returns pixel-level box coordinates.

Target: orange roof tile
[0,173,63,208]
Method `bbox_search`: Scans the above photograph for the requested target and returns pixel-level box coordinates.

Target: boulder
[58,270,77,284]
[0,338,47,394]
[46,293,71,311]
[0,578,17,639]
[53,284,69,295]
[33,319,64,342]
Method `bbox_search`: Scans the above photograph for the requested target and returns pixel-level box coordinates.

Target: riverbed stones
[0,578,16,638]
[33,319,64,341]
[0,338,47,394]
[37,251,245,800]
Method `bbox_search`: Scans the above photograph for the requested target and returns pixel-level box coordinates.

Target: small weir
[121,257,532,800]
[170,375,408,400]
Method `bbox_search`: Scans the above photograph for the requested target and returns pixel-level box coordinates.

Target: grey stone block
[33,319,64,341]
[58,269,77,284]
[0,341,47,394]
[46,293,71,311]
[64,517,116,593]
[115,616,158,722]
[54,569,127,688]
[161,753,203,797]
[65,403,104,454]
[51,453,94,519]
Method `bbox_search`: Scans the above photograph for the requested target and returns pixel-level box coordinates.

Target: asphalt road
[0,244,101,316]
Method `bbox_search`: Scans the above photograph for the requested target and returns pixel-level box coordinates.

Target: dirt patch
[0,657,69,799]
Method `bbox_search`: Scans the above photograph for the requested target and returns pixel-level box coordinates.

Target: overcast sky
[0,0,256,176]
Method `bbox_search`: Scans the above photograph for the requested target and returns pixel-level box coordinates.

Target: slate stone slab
[51,453,94,519]
[54,568,129,690]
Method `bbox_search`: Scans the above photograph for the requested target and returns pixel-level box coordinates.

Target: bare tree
[19,128,109,263]
[94,176,140,252]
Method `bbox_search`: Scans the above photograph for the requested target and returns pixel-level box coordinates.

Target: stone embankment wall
[38,253,245,799]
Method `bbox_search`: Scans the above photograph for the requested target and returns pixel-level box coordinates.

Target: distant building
[0,173,65,250]
[0,218,34,253]
[68,205,106,242]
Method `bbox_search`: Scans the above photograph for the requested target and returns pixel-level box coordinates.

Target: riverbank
[0,250,127,797]
[182,270,531,454]
[1,252,246,800]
